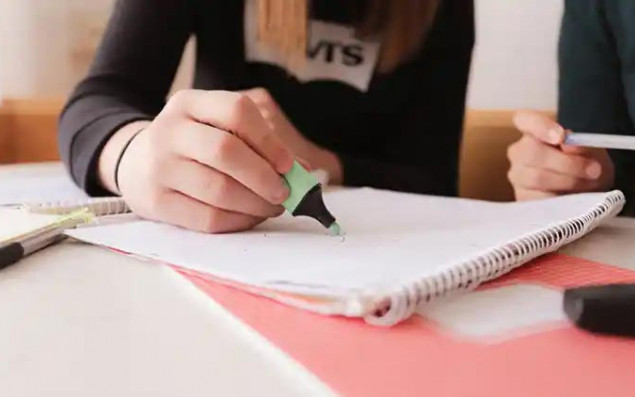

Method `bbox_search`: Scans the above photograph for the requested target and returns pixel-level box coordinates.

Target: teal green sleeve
[558,0,635,215]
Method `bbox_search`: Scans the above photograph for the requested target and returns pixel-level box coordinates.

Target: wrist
[98,121,152,194]
[114,127,145,194]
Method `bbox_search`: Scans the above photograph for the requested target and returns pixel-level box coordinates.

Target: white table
[1,163,634,397]
[0,163,334,397]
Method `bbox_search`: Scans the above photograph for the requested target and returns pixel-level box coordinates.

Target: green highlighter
[282,161,342,236]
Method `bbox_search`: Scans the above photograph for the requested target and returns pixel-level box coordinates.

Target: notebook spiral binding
[365,191,626,327]
[22,197,130,217]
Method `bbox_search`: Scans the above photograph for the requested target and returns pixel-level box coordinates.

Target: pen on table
[0,211,139,270]
[0,209,93,270]
[564,132,635,151]
[0,226,67,270]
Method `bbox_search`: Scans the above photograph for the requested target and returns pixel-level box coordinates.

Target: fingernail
[274,180,290,203]
[548,126,564,144]
[586,162,601,179]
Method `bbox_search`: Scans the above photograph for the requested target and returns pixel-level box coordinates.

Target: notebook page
[66,189,620,297]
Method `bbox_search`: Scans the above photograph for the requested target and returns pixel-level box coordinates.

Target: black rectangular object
[564,284,635,338]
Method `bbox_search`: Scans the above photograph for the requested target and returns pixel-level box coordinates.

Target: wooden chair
[0,99,62,164]
[459,110,518,202]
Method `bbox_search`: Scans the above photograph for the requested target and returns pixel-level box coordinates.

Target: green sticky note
[282,161,319,214]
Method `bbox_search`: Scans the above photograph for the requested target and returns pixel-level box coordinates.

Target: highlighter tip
[328,222,344,236]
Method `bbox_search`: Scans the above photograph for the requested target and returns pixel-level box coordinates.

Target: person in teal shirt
[508,0,635,215]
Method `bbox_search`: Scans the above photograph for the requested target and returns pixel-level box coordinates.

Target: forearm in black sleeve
[58,0,193,196]
[340,1,474,196]
[339,153,451,195]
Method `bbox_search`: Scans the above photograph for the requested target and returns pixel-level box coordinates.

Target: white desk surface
[1,162,635,397]
[0,163,334,397]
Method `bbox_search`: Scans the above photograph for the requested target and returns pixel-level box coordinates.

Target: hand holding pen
[507,111,616,201]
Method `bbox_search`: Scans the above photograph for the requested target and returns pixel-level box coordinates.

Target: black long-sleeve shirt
[559,0,635,214]
[59,0,474,197]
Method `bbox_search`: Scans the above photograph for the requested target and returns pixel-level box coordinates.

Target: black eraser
[564,284,635,338]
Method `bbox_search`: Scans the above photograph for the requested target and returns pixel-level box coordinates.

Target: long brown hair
[256,0,440,73]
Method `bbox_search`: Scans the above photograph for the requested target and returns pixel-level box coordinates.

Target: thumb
[560,143,590,155]
[513,111,565,145]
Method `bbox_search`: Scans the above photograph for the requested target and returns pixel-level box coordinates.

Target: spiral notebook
[66,188,625,326]
[20,196,129,216]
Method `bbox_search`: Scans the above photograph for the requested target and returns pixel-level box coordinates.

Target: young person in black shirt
[59,0,474,232]
[508,0,635,215]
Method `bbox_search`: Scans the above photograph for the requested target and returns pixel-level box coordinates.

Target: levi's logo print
[307,40,364,66]
[244,0,381,92]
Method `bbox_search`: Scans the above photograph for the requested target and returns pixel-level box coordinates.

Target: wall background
[0,0,563,110]
[469,0,562,110]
